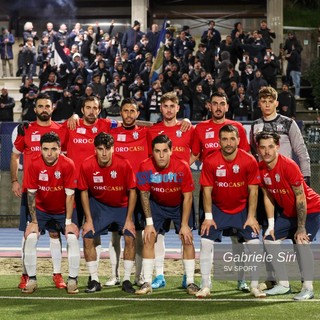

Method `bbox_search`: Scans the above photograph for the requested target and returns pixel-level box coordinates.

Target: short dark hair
[152,134,172,150]
[94,132,114,148]
[219,124,239,138]
[40,131,60,146]
[35,93,52,104]
[210,91,228,103]
[82,95,101,110]
[120,97,139,111]
[255,131,280,145]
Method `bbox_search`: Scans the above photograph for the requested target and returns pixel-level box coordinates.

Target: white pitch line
[0,296,320,302]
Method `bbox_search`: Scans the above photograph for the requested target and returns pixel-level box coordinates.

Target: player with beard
[191,91,251,292]
[59,95,118,292]
[11,93,67,290]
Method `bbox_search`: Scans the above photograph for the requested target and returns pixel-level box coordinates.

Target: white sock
[50,237,62,274]
[95,244,102,264]
[302,280,313,291]
[154,234,165,276]
[123,260,134,282]
[24,233,38,277]
[183,259,195,285]
[245,239,262,288]
[199,238,213,288]
[142,258,155,284]
[21,236,27,274]
[109,232,122,278]
[67,234,80,278]
[86,260,99,282]
[135,230,143,280]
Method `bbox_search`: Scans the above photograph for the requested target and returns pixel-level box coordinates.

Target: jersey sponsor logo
[110,170,117,179]
[263,174,272,185]
[93,176,103,183]
[38,185,64,192]
[93,185,124,191]
[216,169,226,177]
[158,130,165,135]
[150,186,181,193]
[31,132,41,142]
[205,142,219,149]
[173,146,185,152]
[267,188,289,195]
[54,171,61,179]
[39,171,49,181]
[92,127,98,133]
[132,131,139,140]
[117,134,126,142]
[206,128,213,132]
[205,131,214,139]
[72,138,94,144]
[215,181,245,187]
[115,146,145,152]
[76,127,86,134]
[176,130,182,138]
[232,164,240,174]
[136,170,181,185]
[31,146,41,152]
[275,174,280,182]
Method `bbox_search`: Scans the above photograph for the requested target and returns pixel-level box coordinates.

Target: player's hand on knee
[179,225,193,245]
[25,222,39,239]
[201,219,216,236]
[66,223,79,239]
[82,221,95,237]
[144,225,156,243]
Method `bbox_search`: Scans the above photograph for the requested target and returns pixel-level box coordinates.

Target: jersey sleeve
[237,124,250,152]
[246,156,261,185]
[136,161,151,192]
[191,125,201,156]
[63,157,77,189]
[24,162,38,189]
[180,163,194,193]
[77,162,90,191]
[124,160,137,189]
[199,157,215,187]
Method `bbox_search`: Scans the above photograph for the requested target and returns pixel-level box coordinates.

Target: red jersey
[13,121,61,188]
[137,156,194,207]
[147,122,194,163]
[60,118,113,177]
[110,125,149,173]
[78,154,136,207]
[24,154,77,214]
[191,119,250,159]
[200,149,260,214]
[259,154,320,218]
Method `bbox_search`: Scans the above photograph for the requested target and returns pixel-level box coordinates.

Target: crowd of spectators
[0,18,303,122]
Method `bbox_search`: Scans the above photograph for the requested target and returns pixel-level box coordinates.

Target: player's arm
[25,189,39,238]
[140,190,156,243]
[189,153,199,165]
[180,118,192,132]
[292,184,309,243]
[123,188,137,237]
[201,186,217,236]
[243,184,260,234]
[136,119,153,127]
[179,191,193,245]
[80,189,95,236]
[66,113,80,130]
[65,189,79,238]
[10,152,22,197]
[261,187,276,240]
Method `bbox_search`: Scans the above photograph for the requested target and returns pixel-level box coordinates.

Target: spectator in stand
[139,60,152,88]
[23,22,39,76]
[56,63,72,89]
[21,37,37,81]
[138,34,150,57]
[239,63,255,90]
[283,31,303,55]
[242,30,266,64]
[146,24,160,56]
[259,19,276,50]
[40,71,64,105]
[201,20,221,53]
[195,43,215,74]
[258,47,279,89]
[147,79,163,122]
[122,20,144,54]
[21,90,37,121]
[246,69,268,119]
[52,88,77,121]
[164,29,174,54]
[0,27,15,77]
[37,45,51,74]
[215,51,231,86]
[16,43,24,77]
[201,73,217,99]
[230,84,251,121]
[128,44,144,75]
[55,24,69,44]
[192,83,208,121]
[128,74,148,96]
[133,89,148,121]
[88,72,106,104]
[286,43,302,99]
[19,77,39,113]
[180,73,193,120]
[42,22,56,45]
[163,49,180,74]
[231,22,246,42]
[173,30,195,59]
[277,82,296,118]
[0,88,15,121]
[219,35,238,69]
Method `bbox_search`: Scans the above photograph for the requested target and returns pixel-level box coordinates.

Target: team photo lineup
[10,87,319,301]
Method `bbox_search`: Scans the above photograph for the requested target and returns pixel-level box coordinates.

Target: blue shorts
[201,205,259,242]
[84,197,134,239]
[265,212,320,241]
[35,208,78,235]
[150,199,193,234]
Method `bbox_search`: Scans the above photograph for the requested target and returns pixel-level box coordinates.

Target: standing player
[106,98,149,288]
[22,132,80,294]
[78,132,137,294]
[59,95,118,285]
[146,91,196,289]
[191,91,251,292]
[11,93,66,290]
[256,132,320,300]
[196,125,263,298]
[135,135,199,295]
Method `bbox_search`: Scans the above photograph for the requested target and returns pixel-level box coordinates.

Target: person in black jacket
[0,88,15,121]
[277,83,296,118]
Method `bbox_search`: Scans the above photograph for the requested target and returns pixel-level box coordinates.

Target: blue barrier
[0,122,18,170]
